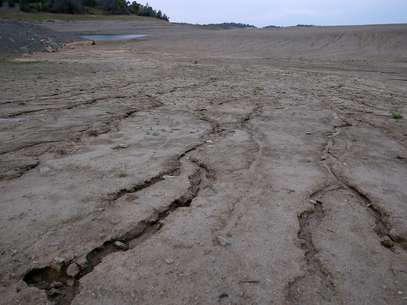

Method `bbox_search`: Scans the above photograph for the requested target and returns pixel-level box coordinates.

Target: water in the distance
[80,34,146,41]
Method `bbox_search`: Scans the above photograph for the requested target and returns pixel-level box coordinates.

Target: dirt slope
[0,21,75,56]
[0,21,407,305]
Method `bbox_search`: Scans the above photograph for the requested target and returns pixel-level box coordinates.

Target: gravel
[0,21,76,57]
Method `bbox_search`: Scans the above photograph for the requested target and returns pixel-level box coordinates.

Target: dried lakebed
[0,22,407,305]
[80,34,147,41]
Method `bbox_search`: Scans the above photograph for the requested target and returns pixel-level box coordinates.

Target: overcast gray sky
[145,0,407,27]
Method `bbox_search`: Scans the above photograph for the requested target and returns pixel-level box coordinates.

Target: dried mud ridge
[0,96,163,181]
[18,83,405,305]
[23,147,208,305]
[22,99,259,305]
[287,186,341,305]
[286,114,406,305]
[324,119,407,250]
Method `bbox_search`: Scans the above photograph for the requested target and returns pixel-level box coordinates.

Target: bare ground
[0,20,407,305]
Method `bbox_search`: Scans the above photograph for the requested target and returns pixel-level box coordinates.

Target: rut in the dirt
[322,118,407,250]
[286,185,340,305]
[0,97,163,182]
[23,166,204,305]
[22,100,263,305]
[22,132,214,305]
[106,166,181,202]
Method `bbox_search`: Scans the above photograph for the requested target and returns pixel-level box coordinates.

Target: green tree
[19,0,31,11]
[49,0,84,13]
[128,1,140,14]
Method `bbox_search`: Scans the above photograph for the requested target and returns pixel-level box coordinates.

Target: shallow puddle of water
[80,34,146,41]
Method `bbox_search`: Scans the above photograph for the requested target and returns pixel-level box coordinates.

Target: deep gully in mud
[23,150,206,305]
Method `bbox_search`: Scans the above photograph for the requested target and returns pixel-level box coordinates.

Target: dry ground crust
[0,20,407,305]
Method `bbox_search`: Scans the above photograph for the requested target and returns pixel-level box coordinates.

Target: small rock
[75,256,89,270]
[66,263,80,278]
[50,258,64,272]
[113,241,129,251]
[39,167,51,176]
[47,288,62,297]
[216,236,232,247]
[54,257,65,264]
[165,258,175,265]
[206,140,213,144]
[381,237,394,249]
[218,293,229,299]
[112,144,128,150]
[50,281,63,289]
[388,229,402,242]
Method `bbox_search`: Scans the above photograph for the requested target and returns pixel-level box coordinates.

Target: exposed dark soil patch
[0,21,76,56]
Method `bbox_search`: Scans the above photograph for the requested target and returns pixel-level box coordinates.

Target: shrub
[392,111,403,120]
[8,0,16,7]
[128,1,139,14]
[98,0,128,14]
[49,0,84,13]
[19,0,31,11]
[82,0,95,7]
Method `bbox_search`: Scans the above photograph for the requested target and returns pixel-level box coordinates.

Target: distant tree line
[201,23,256,30]
[3,0,169,21]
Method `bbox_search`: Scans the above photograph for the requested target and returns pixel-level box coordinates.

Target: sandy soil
[1,20,407,305]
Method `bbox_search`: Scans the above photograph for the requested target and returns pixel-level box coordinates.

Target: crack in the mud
[286,186,340,305]
[1,160,40,180]
[242,104,263,171]
[322,121,407,250]
[287,106,406,304]
[339,179,407,249]
[0,100,164,182]
[106,166,181,203]
[138,141,213,190]
[23,163,205,305]
[0,140,63,156]
[22,100,262,305]
[190,157,216,181]
[5,95,129,118]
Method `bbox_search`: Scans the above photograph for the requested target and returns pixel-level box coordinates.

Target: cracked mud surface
[1,21,407,305]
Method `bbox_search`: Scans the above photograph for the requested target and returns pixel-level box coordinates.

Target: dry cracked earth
[1,21,407,305]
